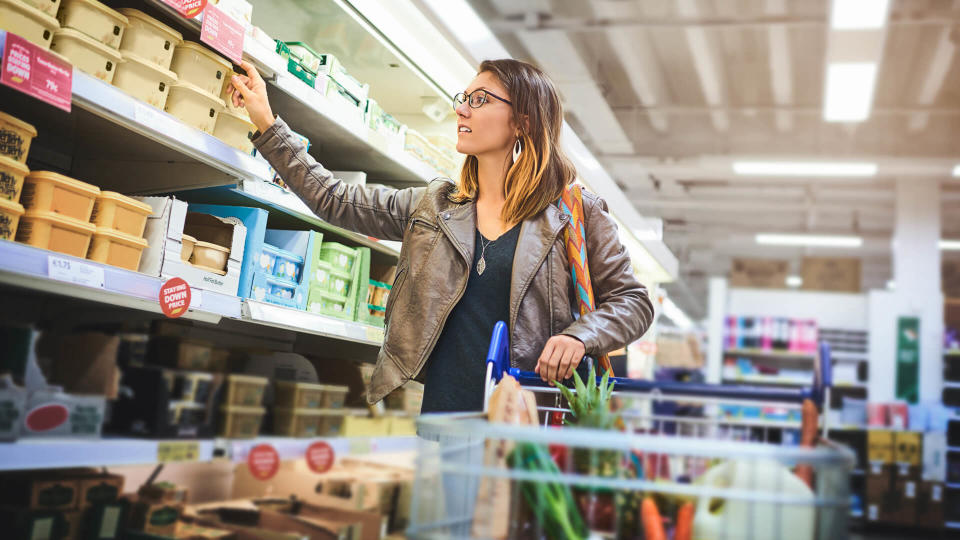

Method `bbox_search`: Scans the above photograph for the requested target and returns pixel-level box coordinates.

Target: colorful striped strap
[557,184,614,376]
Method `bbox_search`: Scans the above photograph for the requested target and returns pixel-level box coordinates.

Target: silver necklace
[476,233,494,275]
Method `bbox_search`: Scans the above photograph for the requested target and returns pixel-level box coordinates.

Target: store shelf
[943,382,960,389]
[947,482,960,489]
[0,240,241,321]
[723,348,816,361]
[834,381,868,389]
[946,350,960,357]
[722,375,811,386]
[0,436,416,471]
[715,417,801,429]
[830,351,869,362]
[244,300,384,346]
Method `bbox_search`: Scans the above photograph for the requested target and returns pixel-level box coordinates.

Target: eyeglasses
[453,89,512,110]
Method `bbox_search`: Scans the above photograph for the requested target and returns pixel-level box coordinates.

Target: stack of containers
[112,9,181,110]
[0,0,61,50]
[87,190,152,271]
[166,41,229,134]
[50,0,128,83]
[254,241,305,305]
[272,380,349,438]
[307,242,362,320]
[0,111,35,241]
[219,374,268,438]
[16,171,99,257]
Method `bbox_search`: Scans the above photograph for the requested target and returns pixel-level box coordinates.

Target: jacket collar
[510,203,568,331]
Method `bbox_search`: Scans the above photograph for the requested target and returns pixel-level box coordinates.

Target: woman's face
[455,71,516,157]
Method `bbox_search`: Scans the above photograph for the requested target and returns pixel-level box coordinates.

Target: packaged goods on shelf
[188,499,381,540]
[57,0,127,49]
[248,229,320,310]
[0,0,61,50]
[0,154,29,202]
[0,473,80,509]
[222,374,268,407]
[190,240,230,273]
[20,171,99,221]
[0,375,26,441]
[182,203,269,300]
[139,482,189,504]
[0,111,37,163]
[108,365,220,438]
[117,9,182,70]
[283,41,323,74]
[17,210,96,257]
[219,405,265,438]
[90,191,152,237]
[21,0,60,17]
[112,51,178,110]
[51,27,123,82]
[213,109,256,153]
[273,407,346,437]
[179,233,196,261]
[317,53,369,105]
[86,227,149,270]
[165,82,225,135]
[147,336,220,371]
[318,242,358,273]
[0,197,25,240]
[20,387,105,438]
[131,500,183,536]
[324,76,364,127]
[724,315,819,353]
[170,41,231,97]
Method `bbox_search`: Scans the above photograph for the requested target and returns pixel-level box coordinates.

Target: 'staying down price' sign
[1,31,72,112]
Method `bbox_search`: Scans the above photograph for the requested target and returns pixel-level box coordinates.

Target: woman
[230,58,654,412]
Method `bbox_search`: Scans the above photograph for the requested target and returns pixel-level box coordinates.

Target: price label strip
[348,438,373,455]
[157,441,200,463]
[48,256,105,289]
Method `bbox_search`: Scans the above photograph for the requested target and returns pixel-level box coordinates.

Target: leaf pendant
[476,256,486,275]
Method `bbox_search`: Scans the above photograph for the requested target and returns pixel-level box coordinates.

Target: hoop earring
[512,138,522,164]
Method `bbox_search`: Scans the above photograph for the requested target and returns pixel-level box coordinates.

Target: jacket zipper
[510,222,567,365]
[410,217,439,231]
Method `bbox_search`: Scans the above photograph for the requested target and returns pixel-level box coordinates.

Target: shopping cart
[409,321,855,540]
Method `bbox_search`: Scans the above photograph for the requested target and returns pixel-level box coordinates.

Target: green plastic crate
[307,287,353,319]
[328,267,354,297]
[319,242,359,273]
[309,259,333,292]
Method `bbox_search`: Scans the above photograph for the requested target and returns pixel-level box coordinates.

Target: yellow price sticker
[365,327,384,343]
[157,441,200,463]
[348,439,372,455]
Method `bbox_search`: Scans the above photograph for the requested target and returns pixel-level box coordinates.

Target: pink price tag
[1,32,72,112]
[200,4,244,65]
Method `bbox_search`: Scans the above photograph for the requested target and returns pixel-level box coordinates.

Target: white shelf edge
[723,348,816,361]
[722,375,811,386]
[947,521,960,529]
[243,299,384,346]
[943,382,960,389]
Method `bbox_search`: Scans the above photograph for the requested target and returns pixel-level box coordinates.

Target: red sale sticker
[306,441,335,474]
[1,32,72,112]
[159,277,191,318]
[200,4,244,64]
[161,0,208,18]
[247,444,280,481]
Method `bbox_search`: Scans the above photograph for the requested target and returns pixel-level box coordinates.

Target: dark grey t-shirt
[420,223,522,413]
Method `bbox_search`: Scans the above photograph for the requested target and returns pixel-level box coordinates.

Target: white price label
[933,485,943,501]
[191,288,203,309]
[867,505,878,521]
[48,256,105,289]
[134,103,177,134]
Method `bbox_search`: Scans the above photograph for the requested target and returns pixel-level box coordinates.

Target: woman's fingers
[240,60,263,86]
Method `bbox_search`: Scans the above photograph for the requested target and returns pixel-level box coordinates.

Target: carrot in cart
[795,398,818,488]
[641,497,666,540]
[675,501,694,540]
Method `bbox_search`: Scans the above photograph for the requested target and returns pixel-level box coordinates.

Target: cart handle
[485,320,833,407]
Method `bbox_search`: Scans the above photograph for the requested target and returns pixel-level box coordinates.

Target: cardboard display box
[923,432,947,482]
[868,430,895,464]
[138,197,249,297]
[186,204,270,302]
[865,463,897,523]
[77,473,124,508]
[801,257,861,292]
[729,258,789,289]
[130,501,184,537]
[895,431,923,467]
[249,230,320,310]
[917,481,944,527]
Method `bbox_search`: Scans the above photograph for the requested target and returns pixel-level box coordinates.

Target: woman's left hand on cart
[535,334,586,383]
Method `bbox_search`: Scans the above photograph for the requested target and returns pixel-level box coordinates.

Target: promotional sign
[161,0,207,18]
[895,316,920,404]
[1,32,72,112]
[159,278,191,318]
[200,4,244,64]
[305,441,335,474]
[247,444,279,481]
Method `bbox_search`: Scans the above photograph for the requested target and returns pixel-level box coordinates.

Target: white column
[706,277,728,384]
[889,178,944,403]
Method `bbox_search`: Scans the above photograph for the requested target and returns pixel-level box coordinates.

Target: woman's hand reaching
[228,60,275,133]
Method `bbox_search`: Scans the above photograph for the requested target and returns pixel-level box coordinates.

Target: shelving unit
[723,348,816,362]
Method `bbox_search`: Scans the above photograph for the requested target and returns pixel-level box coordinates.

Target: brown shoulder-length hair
[452,59,577,223]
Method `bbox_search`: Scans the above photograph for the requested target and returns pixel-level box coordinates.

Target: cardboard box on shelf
[0,508,68,540]
[0,474,80,510]
[84,500,130,540]
[865,463,897,523]
[138,197,248,296]
[894,431,923,467]
[917,481,944,526]
[21,388,106,438]
[801,257,861,293]
[77,473,124,508]
[891,476,918,525]
[868,430,895,464]
[923,432,947,482]
[729,258,789,289]
[43,332,120,399]
[186,204,270,304]
[130,501,184,536]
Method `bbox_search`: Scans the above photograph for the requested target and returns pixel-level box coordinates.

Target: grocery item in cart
[170,41,231,96]
[112,51,178,110]
[165,82,225,134]
[0,0,60,49]
[0,154,30,201]
[117,8,182,69]
[20,171,100,221]
[57,0,127,49]
[0,111,37,163]
[50,28,123,83]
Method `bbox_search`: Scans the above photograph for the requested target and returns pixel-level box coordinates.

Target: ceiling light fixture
[661,296,693,329]
[824,62,880,122]
[953,165,960,177]
[830,0,891,29]
[756,234,864,248]
[786,275,803,287]
[940,240,960,251]
[733,161,877,177]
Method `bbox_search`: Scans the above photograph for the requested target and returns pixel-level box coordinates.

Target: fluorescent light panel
[756,234,864,248]
[824,62,879,122]
[941,240,960,251]
[953,164,960,177]
[830,0,890,29]
[733,161,877,177]
[786,275,803,287]
[661,296,693,329]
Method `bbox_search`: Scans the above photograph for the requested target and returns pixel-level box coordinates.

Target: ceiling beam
[677,0,729,132]
[765,0,793,131]
[607,27,669,132]
[908,24,957,131]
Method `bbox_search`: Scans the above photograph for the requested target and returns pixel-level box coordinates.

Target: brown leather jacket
[253,118,655,403]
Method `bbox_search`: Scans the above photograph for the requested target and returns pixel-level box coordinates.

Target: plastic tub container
[219,405,264,438]
[180,234,195,261]
[56,0,127,49]
[164,82,224,134]
[170,41,231,96]
[274,381,326,409]
[307,290,351,318]
[16,210,95,257]
[318,384,349,409]
[0,0,60,49]
[328,268,352,296]
[0,155,29,202]
[0,111,37,164]
[222,374,267,407]
[310,260,332,291]
[252,275,296,302]
[220,70,250,117]
[318,409,348,437]
[112,51,177,110]
[90,191,152,236]
[168,371,214,403]
[50,28,121,83]
[0,198,25,240]
[117,8,181,70]
[189,240,229,272]
[212,109,255,153]
[20,171,100,221]
[20,0,61,17]
[268,244,303,282]
[274,408,347,438]
[86,227,148,270]
[319,242,357,272]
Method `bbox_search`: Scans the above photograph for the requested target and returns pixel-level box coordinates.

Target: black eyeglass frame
[452,89,512,110]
